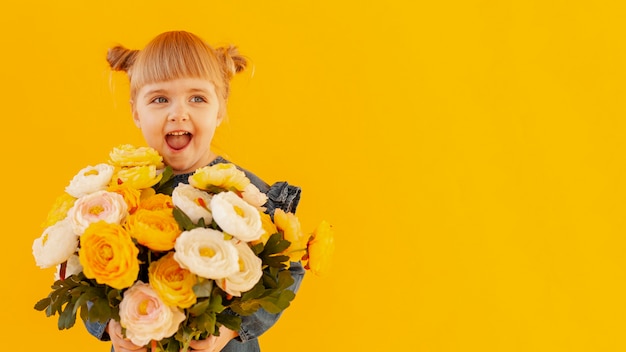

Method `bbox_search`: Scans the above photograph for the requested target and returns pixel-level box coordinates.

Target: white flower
[65,163,114,198]
[216,241,263,297]
[119,281,185,346]
[174,228,239,279]
[211,191,263,242]
[32,219,78,269]
[241,183,268,210]
[172,183,213,225]
[54,254,83,281]
[67,190,128,235]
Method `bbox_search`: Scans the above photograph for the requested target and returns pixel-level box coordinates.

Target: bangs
[129,32,224,97]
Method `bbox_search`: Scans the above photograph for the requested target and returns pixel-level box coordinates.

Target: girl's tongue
[166,132,191,150]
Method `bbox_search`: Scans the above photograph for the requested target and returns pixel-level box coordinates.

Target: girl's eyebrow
[142,89,167,98]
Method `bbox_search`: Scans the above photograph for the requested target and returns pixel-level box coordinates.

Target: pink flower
[119,281,185,346]
[67,190,128,235]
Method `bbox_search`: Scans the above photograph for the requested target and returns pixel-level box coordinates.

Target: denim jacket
[85,156,305,351]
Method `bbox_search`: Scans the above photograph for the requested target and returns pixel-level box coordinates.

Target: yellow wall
[3,0,626,351]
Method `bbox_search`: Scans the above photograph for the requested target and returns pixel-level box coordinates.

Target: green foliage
[154,166,175,195]
[33,272,122,330]
[173,206,209,231]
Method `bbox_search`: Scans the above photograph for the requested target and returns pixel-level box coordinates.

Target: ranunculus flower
[79,221,139,289]
[65,163,115,198]
[32,219,78,269]
[306,220,335,276]
[109,144,164,168]
[41,193,76,228]
[126,208,181,251]
[138,193,174,211]
[119,281,185,347]
[250,212,277,246]
[54,254,83,281]
[174,228,239,279]
[172,183,213,225]
[241,183,268,210]
[107,183,141,214]
[148,252,197,308]
[216,241,263,297]
[274,209,308,262]
[211,191,263,242]
[112,165,162,190]
[67,190,128,235]
[189,163,250,192]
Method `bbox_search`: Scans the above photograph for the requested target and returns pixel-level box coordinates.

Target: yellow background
[2,0,626,351]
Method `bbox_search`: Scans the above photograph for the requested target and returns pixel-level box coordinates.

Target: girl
[85,31,304,352]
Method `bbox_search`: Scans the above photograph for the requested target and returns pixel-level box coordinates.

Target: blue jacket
[85,156,305,351]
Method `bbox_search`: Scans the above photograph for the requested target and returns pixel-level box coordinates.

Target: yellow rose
[189,163,250,192]
[109,144,164,168]
[139,193,174,211]
[306,220,335,276]
[251,211,278,246]
[148,252,197,308]
[41,193,76,228]
[79,221,139,289]
[107,183,141,214]
[273,209,308,262]
[126,209,181,251]
[112,165,162,190]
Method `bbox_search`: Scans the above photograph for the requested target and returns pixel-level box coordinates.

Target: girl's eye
[152,97,168,104]
[190,96,206,103]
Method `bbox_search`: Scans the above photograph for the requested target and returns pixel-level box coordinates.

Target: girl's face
[132,77,222,174]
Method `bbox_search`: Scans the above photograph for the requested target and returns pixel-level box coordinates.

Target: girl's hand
[107,320,147,352]
[185,325,238,352]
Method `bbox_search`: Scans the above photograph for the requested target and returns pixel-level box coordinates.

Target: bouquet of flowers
[33,144,334,351]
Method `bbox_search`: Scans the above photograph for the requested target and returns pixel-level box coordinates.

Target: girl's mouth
[166,131,192,150]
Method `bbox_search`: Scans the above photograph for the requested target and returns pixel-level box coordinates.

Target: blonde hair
[107,31,247,116]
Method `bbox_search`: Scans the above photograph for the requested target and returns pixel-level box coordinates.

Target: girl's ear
[131,101,141,128]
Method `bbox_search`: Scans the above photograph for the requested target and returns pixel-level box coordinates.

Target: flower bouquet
[33,144,334,351]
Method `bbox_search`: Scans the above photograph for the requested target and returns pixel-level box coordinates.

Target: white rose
[174,228,239,279]
[172,183,213,224]
[216,241,263,297]
[32,219,78,269]
[119,281,185,346]
[68,190,128,235]
[211,191,263,242]
[241,183,268,211]
[54,254,83,281]
[65,163,114,198]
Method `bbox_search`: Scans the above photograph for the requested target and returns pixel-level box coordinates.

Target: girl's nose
[168,102,189,122]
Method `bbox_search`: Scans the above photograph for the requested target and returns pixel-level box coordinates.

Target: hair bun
[107,45,138,73]
[216,45,247,79]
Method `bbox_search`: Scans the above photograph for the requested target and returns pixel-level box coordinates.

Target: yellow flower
[41,193,76,228]
[139,193,174,211]
[112,165,163,190]
[109,144,164,168]
[251,211,277,246]
[306,221,335,276]
[126,208,181,251]
[79,221,139,289]
[189,163,250,192]
[273,209,308,262]
[148,252,197,308]
[107,183,141,214]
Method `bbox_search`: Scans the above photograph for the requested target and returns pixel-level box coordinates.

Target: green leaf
[154,166,175,195]
[189,298,211,316]
[216,312,241,332]
[193,280,214,298]
[34,297,51,311]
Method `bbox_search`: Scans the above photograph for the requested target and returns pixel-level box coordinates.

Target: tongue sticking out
[166,133,192,150]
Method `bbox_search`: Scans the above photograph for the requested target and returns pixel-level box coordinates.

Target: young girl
[84,31,304,352]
